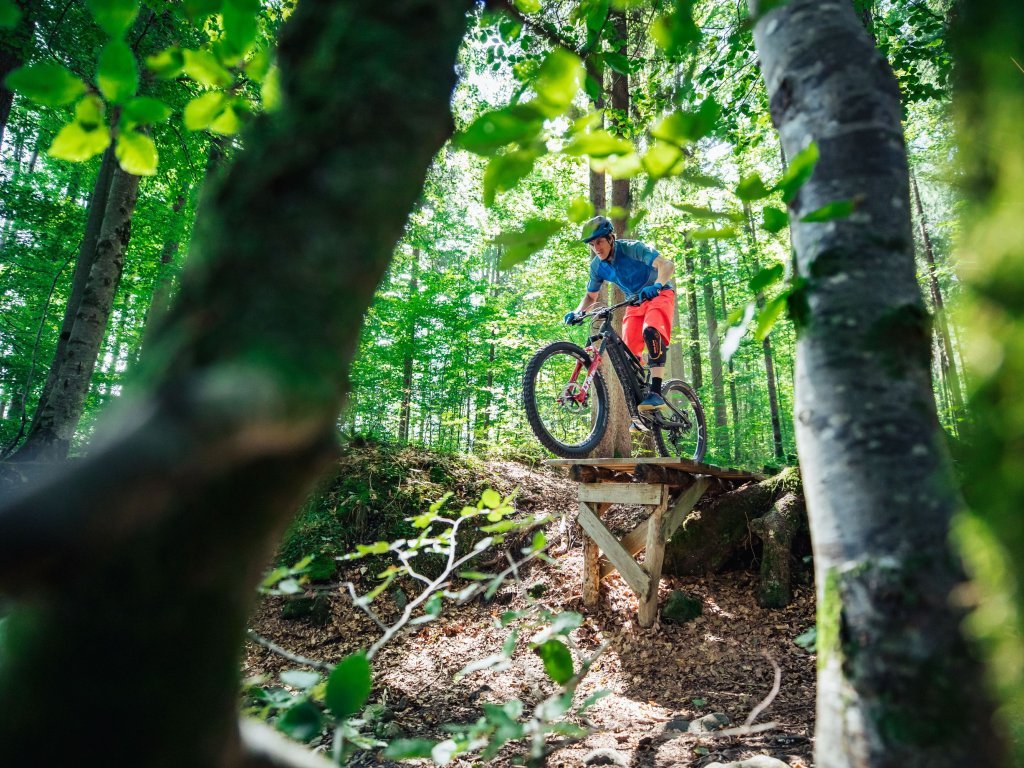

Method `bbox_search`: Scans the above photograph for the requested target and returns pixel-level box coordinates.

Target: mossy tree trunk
[0,2,472,766]
[749,1,1000,765]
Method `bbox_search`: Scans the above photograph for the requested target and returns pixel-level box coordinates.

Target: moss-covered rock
[662,590,703,624]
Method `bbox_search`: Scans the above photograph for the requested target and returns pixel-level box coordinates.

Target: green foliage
[325,652,372,719]
[86,0,139,37]
[6,63,86,106]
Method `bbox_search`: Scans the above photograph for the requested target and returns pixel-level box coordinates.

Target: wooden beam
[581,502,608,607]
[662,477,711,540]
[545,457,763,481]
[570,465,620,483]
[578,483,663,506]
[577,502,650,597]
[635,464,698,486]
[638,495,668,627]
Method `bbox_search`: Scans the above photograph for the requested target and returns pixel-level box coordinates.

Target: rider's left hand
[639,282,663,302]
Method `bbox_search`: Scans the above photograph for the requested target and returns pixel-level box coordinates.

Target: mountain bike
[523,297,707,461]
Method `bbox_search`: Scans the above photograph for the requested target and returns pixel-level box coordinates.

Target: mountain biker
[564,215,676,412]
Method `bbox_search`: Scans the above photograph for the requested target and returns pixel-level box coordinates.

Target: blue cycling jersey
[586,239,662,295]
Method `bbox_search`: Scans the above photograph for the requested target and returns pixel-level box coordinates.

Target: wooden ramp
[544,458,761,627]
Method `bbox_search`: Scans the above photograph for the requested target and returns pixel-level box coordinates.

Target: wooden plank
[577,503,650,597]
[578,483,663,506]
[638,497,668,628]
[545,457,762,481]
[662,477,711,540]
[581,502,607,607]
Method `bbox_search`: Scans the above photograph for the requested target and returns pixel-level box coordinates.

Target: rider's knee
[644,326,667,366]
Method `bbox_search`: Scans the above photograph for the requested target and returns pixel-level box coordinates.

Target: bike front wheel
[653,379,707,462]
[523,341,609,458]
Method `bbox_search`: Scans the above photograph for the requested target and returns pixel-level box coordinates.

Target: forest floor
[245,456,816,768]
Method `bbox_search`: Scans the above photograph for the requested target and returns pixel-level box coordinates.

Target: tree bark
[909,169,963,415]
[0,0,35,148]
[698,242,728,457]
[750,1,1000,766]
[683,248,702,389]
[0,4,474,767]
[13,165,140,461]
[750,490,805,608]
[590,11,631,459]
[398,248,419,443]
[24,144,118,442]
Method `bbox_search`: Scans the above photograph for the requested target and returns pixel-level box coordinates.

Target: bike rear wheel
[523,341,609,458]
[653,379,707,462]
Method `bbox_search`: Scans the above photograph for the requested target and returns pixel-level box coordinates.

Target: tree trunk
[683,249,702,389]
[398,248,419,443]
[711,236,740,461]
[750,1,1000,766]
[590,15,631,459]
[750,490,805,608]
[12,166,140,461]
[24,144,118,442]
[910,169,963,415]
[698,242,728,457]
[0,2,472,766]
[0,0,35,148]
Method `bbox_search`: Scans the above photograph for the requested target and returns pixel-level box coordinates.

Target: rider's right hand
[564,311,583,326]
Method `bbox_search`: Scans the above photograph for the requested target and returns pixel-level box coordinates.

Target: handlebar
[578,295,640,321]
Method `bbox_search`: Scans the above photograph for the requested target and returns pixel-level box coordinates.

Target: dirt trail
[246,460,815,767]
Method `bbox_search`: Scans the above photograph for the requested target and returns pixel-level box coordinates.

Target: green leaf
[49,121,110,162]
[121,96,171,127]
[736,173,772,202]
[245,49,271,83]
[424,592,443,618]
[602,51,630,76]
[721,302,755,362]
[383,739,436,760]
[532,49,584,116]
[0,0,21,28]
[651,6,701,58]
[514,0,541,11]
[777,141,819,203]
[184,0,220,18]
[530,530,547,551]
[97,39,138,104]
[494,218,564,269]
[276,700,323,742]
[534,638,574,684]
[484,149,538,207]
[481,489,502,509]
[593,151,642,180]
[183,92,228,131]
[146,48,185,79]
[642,140,684,179]
[567,197,595,224]
[577,689,612,712]
[262,66,281,111]
[651,97,719,144]
[562,129,632,158]
[754,293,788,341]
[182,48,233,87]
[689,226,737,240]
[325,650,372,719]
[115,131,157,175]
[86,0,139,36]
[671,203,741,221]
[584,73,602,102]
[75,95,106,130]
[355,541,390,556]
[222,0,260,62]
[456,104,544,155]
[794,626,817,651]
[800,199,856,223]
[280,670,321,690]
[749,264,784,294]
[209,105,241,135]
[762,206,789,233]
[6,63,86,107]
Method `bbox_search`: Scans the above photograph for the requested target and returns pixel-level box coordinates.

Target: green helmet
[581,215,614,243]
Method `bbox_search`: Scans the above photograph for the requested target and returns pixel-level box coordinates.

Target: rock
[688,712,731,733]
[584,748,629,766]
[704,757,789,768]
[661,591,702,624]
[280,594,331,626]
[664,716,691,732]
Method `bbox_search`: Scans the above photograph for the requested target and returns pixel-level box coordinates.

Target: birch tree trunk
[683,248,702,389]
[698,242,728,457]
[0,3,472,766]
[750,1,999,765]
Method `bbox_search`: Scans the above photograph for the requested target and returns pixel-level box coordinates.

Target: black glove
[563,311,584,326]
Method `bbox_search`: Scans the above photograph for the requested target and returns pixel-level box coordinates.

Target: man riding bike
[564,215,676,412]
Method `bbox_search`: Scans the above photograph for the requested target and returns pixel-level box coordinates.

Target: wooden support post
[582,502,608,607]
[638,490,669,627]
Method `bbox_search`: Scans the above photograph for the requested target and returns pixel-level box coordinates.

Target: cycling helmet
[581,215,614,243]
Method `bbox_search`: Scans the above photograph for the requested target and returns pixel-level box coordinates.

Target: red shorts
[622,289,675,360]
